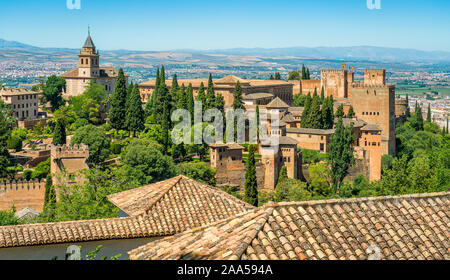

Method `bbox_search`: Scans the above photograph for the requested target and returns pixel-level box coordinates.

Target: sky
[0,0,449,51]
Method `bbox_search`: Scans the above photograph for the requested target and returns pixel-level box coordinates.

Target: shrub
[7,136,22,152]
[110,142,122,155]
[23,170,33,181]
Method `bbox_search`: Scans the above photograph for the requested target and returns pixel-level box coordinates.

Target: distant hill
[192,46,450,62]
[1,39,450,62]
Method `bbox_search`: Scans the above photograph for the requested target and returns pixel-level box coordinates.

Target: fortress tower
[364,69,386,86]
[50,144,90,186]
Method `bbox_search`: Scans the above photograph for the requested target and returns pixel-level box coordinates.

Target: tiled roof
[286,127,335,135]
[0,176,254,249]
[266,97,289,109]
[0,215,160,248]
[60,67,121,79]
[210,143,244,150]
[361,123,382,131]
[129,192,450,260]
[215,75,250,85]
[0,88,38,96]
[242,93,274,100]
[107,175,254,217]
[339,118,367,128]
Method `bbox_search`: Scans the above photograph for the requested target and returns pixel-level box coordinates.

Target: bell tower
[78,28,100,78]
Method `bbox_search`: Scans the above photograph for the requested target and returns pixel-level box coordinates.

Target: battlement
[351,82,394,89]
[321,69,347,74]
[0,180,46,193]
[50,144,89,159]
[364,69,386,73]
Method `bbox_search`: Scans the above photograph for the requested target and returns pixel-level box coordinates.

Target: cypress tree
[205,74,216,111]
[427,104,432,123]
[43,174,56,220]
[52,118,66,146]
[322,96,334,129]
[320,86,325,101]
[415,103,424,131]
[186,83,195,123]
[275,166,289,202]
[335,104,345,119]
[196,82,206,113]
[309,93,323,129]
[275,72,281,80]
[328,117,354,194]
[244,145,258,207]
[146,68,160,117]
[301,65,306,80]
[306,68,310,80]
[216,93,225,117]
[154,66,168,124]
[405,94,410,117]
[177,84,187,109]
[256,105,260,137]
[347,106,355,118]
[109,68,127,130]
[232,81,245,110]
[269,74,274,80]
[161,99,170,155]
[126,84,146,136]
[301,93,312,128]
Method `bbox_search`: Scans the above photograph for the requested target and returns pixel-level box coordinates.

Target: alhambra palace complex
[139,63,402,189]
[0,33,408,211]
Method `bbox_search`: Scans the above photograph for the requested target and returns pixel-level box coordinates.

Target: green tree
[405,94,410,117]
[320,86,325,101]
[335,104,345,119]
[178,162,216,186]
[0,100,12,177]
[0,206,20,226]
[427,104,432,123]
[306,68,310,80]
[146,68,160,117]
[415,102,424,131]
[161,100,170,154]
[42,174,57,221]
[196,82,207,114]
[177,84,187,109]
[52,168,137,221]
[186,83,195,123]
[275,166,289,202]
[71,125,111,164]
[109,69,128,130]
[205,74,216,111]
[308,93,323,129]
[309,162,332,198]
[120,139,176,185]
[232,81,245,110]
[347,106,355,118]
[43,75,66,111]
[125,84,146,136]
[300,93,312,128]
[275,72,281,80]
[293,93,307,106]
[328,117,354,194]
[321,96,334,129]
[269,74,274,80]
[301,65,306,80]
[288,70,300,81]
[52,118,66,145]
[243,145,258,206]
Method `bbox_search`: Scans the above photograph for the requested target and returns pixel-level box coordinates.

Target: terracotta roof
[140,78,292,88]
[129,192,450,260]
[361,123,382,131]
[60,67,121,79]
[210,143,245,150]
[0,88,38,96]
[278,136,298,145]
[0,176,254,249]
[287,107,304,116]
[215,75,250,86]
[339,118,367,128]
[266,97,289,109]
[107,175,254,217]
[242,93,274,100]
[0,215,160,248]
[286,127,335,135]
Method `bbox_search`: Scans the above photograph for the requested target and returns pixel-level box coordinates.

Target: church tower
[78,29,100,78]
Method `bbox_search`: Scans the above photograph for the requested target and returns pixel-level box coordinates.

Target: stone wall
[0,180,46,211]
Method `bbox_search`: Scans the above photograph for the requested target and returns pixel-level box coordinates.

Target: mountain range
[2,39,450,63]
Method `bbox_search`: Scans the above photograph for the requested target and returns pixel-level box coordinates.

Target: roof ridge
[179,176,256,209]
[232,207,273,259]
[144,175,183,213]
[265,192,450,208]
